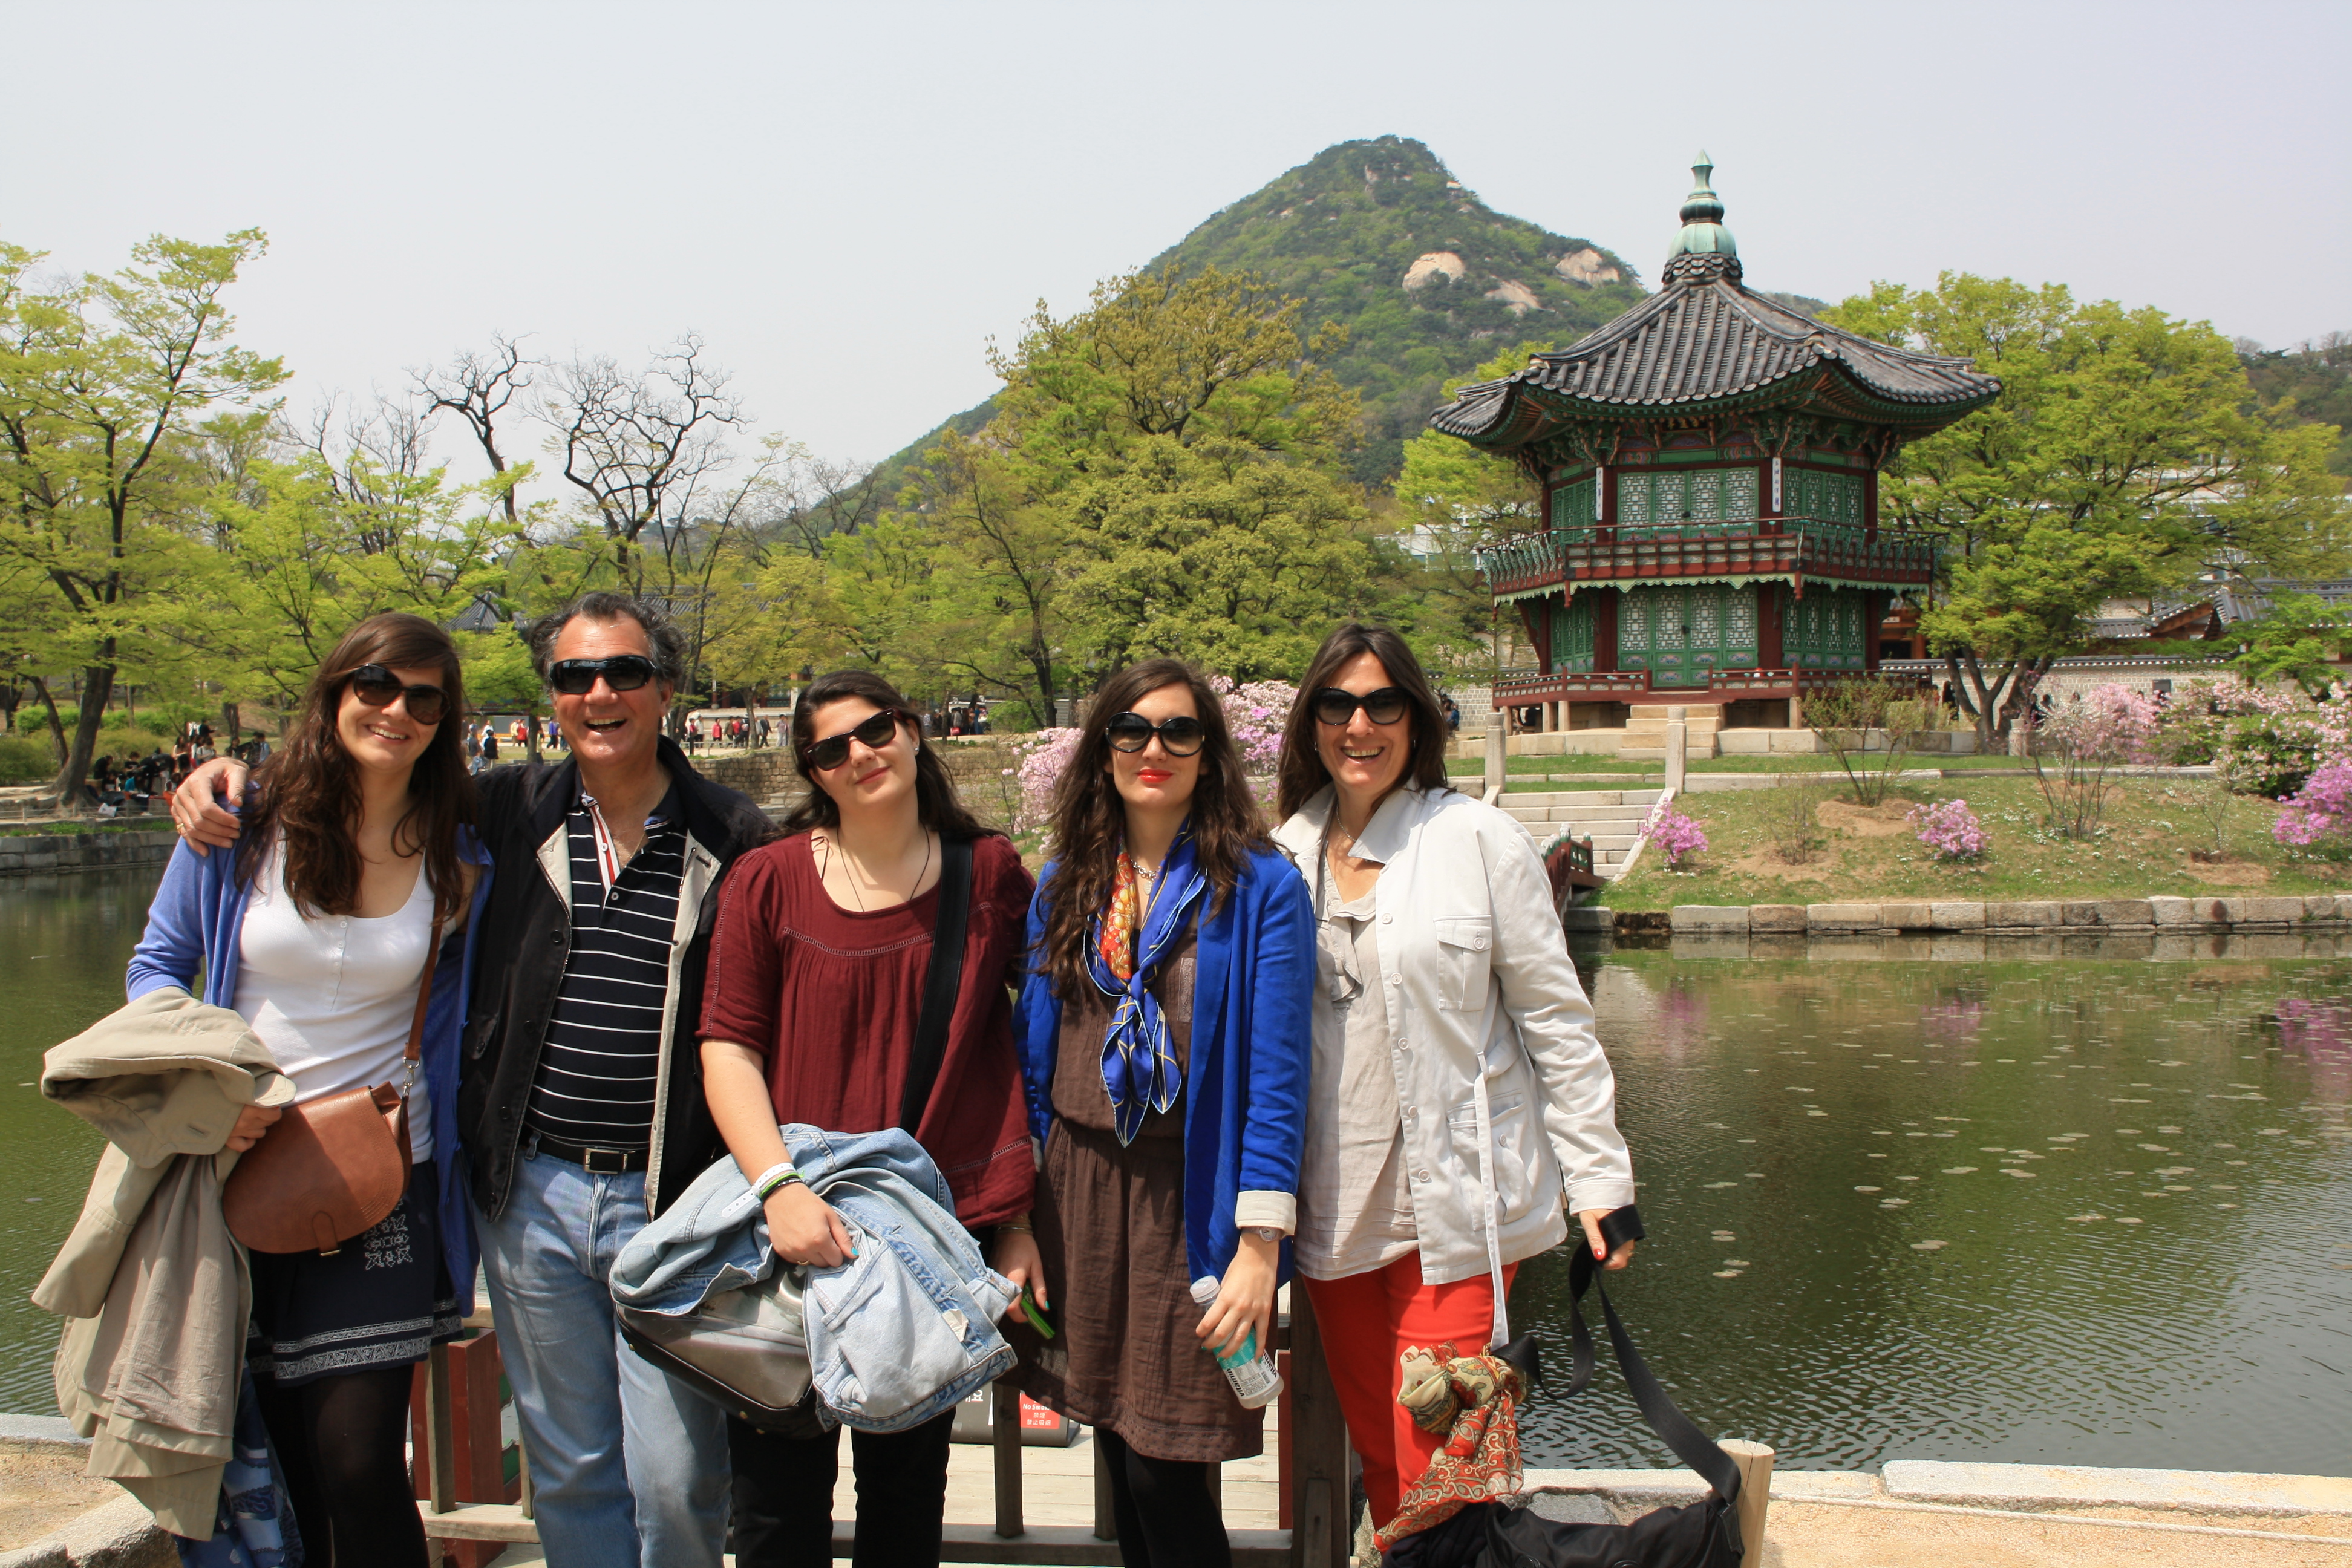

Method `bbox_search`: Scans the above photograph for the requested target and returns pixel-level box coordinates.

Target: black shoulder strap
[1562,1245,1743,1506]
[898,835,975,1132]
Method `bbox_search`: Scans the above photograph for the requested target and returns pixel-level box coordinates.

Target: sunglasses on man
[1105,712,1206,757]
[1312,687,1410,727]
[548,655,661,696]
[802,709,910,771]
[345,665,448,725]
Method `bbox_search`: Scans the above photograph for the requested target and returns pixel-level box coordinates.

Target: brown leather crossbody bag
[222,919,443,1256]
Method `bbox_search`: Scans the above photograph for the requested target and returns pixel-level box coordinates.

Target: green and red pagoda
[1433,155,2000,730]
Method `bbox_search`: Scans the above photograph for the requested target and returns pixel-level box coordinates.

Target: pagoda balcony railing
[1494,665,1880,705]
[1478,516,1937,598]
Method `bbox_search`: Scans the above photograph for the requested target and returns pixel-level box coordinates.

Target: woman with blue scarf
[1013,659,1312,1568]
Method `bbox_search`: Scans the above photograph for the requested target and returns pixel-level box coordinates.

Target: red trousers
[1299,1254,1518,1528]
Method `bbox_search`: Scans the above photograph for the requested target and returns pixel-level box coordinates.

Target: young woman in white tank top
[132,612,482,1568]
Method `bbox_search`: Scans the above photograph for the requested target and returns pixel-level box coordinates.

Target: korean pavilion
[1430,155,2001,743]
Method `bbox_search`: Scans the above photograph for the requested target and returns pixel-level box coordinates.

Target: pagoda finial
[1664,152,1739,281]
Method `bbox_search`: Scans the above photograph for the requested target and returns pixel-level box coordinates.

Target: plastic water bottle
[1189,1276,1282,1409]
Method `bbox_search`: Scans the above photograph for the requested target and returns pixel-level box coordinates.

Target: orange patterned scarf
[1377,1341,1526,1552]
[1096,851,1143,981]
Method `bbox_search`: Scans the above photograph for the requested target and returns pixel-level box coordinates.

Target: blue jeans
[475,1151,729,1568]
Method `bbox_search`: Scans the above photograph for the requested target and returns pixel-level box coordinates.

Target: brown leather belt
[531,1134,648,1174]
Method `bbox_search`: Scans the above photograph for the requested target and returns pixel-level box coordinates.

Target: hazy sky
[7,0,2347,497]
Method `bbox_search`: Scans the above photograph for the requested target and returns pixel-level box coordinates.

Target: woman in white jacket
[1269,622,1639,1537]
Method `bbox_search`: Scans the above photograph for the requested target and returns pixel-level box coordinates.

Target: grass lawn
[0,816,171,837]
[1446,750,2038,779]
[1605,773,2350,910]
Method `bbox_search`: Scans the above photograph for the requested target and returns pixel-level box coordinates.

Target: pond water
[2,870,2346,1475]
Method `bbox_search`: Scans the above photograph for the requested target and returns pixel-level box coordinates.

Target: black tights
[1097,1428,1231,1568]
[254,1366,427,1568]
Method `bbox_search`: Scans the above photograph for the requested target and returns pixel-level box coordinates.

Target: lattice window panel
[1728,587,1756,645]
[1550,595,1595,673]
[1552,478,1597,530]
[1728,467,1759,518]
[1655,589,1687,649]
[1691,469,1723,521]
[1621,592,1647,647]
[1619,472,1651,524]
[1691,591,1719,644]
[1655,471,1688,523]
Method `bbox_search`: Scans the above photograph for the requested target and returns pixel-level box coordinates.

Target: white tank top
[235,841,438,1160]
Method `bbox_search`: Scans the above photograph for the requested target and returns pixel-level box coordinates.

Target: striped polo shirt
[523,781,685,1149]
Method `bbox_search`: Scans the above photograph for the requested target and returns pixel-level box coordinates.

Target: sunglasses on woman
[1105,712,1206,757]
[345,665,448,725]
[548,655,660,696]
[802,709,907,771]
[1312,686,1410,727]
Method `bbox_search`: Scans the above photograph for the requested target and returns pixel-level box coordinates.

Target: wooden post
[1286,1289,1349,1568]
[422,1344,456,1515]
[1483,711,1506,801]
[991,1379,1024,1538]
[1093,1439,1117,1541]
[1719,1439,1774,1563]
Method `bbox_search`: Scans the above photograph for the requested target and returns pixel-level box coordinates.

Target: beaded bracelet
[752,1162,805,1202]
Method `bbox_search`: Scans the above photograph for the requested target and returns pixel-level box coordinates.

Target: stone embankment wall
[0,830,175,878]
[700,740,1027,825]
[1664,894,2352,935]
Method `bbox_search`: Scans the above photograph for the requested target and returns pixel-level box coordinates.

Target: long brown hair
[780,670,992,841]
[1035,659,1269,998]
[238,613,475,923]
[1275,622,1454,821]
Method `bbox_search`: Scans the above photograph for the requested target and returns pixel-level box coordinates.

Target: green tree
[1823,273,2349,745]
[0,231,287,803]
[1392,337,1558,672]
[898,263,1383,714]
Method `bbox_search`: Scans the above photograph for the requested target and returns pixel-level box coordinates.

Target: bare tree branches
[415,332,534,521]
[537,336,746,591]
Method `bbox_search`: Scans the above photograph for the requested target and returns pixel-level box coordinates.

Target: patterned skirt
[245,1159,463,1387]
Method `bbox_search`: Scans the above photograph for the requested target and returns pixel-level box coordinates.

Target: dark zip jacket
[458,736,774,1221]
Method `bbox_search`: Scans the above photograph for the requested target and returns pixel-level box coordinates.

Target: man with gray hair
[174,592,773,1568]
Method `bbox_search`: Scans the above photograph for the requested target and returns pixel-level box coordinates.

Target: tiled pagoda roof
[1431,161,2000,449]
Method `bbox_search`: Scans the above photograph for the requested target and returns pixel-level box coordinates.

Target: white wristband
[751,1161,801,1201]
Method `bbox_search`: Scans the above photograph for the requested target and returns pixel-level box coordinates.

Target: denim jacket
[611,1124,1017,1433]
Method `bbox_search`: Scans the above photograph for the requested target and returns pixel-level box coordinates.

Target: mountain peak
[1148,137,1647,479]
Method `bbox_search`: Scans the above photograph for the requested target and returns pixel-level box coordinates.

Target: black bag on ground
[1387,1242,1742,1568]
[618,836,975,1436]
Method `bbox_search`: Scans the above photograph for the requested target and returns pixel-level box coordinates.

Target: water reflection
[1522,947,2351,1475]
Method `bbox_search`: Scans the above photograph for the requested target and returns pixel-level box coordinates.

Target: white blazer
[1272,785,1635,1328]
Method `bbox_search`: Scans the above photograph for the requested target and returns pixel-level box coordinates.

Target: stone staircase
[1620,704,1722,760]
[1496,789,1663,880]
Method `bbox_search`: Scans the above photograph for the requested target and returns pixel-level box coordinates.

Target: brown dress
[1010,927,1263,1462]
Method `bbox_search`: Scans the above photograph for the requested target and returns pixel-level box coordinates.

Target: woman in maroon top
[699,670,1039,1568]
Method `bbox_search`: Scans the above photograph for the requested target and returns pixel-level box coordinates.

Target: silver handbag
[618,1267,827,1436]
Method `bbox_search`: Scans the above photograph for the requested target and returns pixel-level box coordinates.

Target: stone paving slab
[1880,1461,2352,1518]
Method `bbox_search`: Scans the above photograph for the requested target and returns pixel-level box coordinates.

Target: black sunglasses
[1106,712,1206,757]
[345,664,448,725]
[548,655,660,697]
[802,709,907,771]
[1313,686,1410,727]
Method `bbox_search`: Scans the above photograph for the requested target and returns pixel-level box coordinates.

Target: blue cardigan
[126,834,495,1313]
[1015,845,1313,1287]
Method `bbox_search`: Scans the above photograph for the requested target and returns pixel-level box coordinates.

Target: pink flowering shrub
[2272,759,2352,857]
[1208,676,1298,774]
[1909,798,1987,861]
[2157,676,2351,797]
[1013,728,1082,832]
[2026,682,2158,837]
[1647,808,1708,868]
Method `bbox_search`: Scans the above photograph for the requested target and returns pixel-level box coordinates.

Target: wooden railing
[414,1296,1352,1567]
[1479,517,1936,598]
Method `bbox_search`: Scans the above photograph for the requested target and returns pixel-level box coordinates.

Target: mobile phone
[1017,1284,1056,1339]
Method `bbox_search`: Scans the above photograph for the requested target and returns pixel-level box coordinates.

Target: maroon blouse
[697,831,1036,1227]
